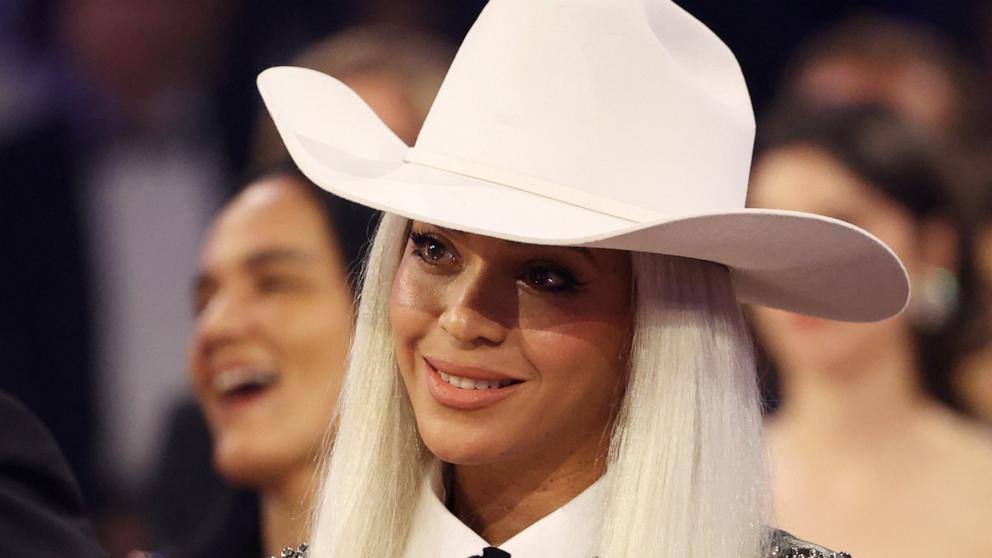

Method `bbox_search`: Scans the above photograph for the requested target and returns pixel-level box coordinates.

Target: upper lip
[204,357,278,381]
[207,358,274,374]
[212,366,278,395]
[424,356,524,382]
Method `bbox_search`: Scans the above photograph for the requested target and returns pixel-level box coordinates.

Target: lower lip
[424,360,522,411]
[216,384,276,414]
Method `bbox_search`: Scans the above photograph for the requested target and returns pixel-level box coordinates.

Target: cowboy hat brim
[258,66,909,322]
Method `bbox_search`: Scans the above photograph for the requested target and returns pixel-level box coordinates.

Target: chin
[212,441,285,488]
[418,420,518,466]
[214,458,265,488]
[426,444,501,467]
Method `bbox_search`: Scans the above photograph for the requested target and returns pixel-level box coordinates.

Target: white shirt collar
[402,461,606,558]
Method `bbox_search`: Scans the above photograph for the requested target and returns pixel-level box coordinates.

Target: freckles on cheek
[389,256,443,312]
[390,265,433,313]
[388,264,441,354]
[389,259,418,310]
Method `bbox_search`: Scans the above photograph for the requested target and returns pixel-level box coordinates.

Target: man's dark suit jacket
[0,390,108,558]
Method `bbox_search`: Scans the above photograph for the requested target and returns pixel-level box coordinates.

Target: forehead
[201,177,335,268]
[749,146,886,214]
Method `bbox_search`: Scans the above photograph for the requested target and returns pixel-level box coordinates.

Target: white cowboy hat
[256,0,909,322]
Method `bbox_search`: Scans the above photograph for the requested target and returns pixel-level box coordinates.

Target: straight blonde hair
[309,214,768,557]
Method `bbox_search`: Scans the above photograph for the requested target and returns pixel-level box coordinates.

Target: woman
[258,0,908,556]
[168,25,446,556]
[749,103,992,557]
[183,168,377,557]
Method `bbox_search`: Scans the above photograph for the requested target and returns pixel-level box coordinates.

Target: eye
[522,264,584,293]
[256,273,304,294]
[409,231,453,265]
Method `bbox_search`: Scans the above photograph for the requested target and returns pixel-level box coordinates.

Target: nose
[439,305,508,346]
[438,268,511,346]
[194,290,251,353]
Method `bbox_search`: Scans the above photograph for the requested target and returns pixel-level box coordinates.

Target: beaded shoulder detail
[768,529,852,558]
[272,543,308,558]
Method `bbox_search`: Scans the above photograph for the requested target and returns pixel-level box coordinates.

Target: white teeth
[436,370,514,390]
[213,367,277,395]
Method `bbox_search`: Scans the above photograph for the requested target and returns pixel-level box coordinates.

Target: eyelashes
[521,265,586,293]
[407,229,587,294]
[409,230,452,264]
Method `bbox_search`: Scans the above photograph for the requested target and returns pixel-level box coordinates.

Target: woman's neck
[448,435,608,546]
[259,463,318,557]
[770,329,929,454]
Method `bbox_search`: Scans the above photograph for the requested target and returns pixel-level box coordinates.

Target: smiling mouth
[436,371,519,390]
[213,367,278,399]
[425,357,524,391]
[424,358,523,410]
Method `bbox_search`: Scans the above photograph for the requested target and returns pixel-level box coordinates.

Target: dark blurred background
[2,0,990,555]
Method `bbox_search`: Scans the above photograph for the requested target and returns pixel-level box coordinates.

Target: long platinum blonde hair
[309,213,768,557]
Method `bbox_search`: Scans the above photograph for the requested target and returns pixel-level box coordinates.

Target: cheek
[524,320,628,366]
[288,315,349,388]
[753,307,903,369]
[752,308,843,353]
[260,296,353,417]
[751,308,796,342]
[516,286,632,408]
[518,290,631,361]
[187,331,215,412]
[519,311,630,413]
[861,213,922,273]
[511,326,627,453]
[389,263,442,371]
[389,256,447,313]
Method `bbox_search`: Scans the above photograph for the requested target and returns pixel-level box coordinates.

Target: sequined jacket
[272,529,851,557]
[769,529,852,558]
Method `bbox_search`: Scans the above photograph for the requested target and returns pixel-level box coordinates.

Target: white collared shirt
[402,462,606,558]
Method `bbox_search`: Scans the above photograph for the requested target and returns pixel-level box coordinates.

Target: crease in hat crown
[400,0,755,222]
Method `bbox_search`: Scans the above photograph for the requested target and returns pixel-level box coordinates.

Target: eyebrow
[242,247,312,270]
[191,247,312,297]
[435,225,599,267]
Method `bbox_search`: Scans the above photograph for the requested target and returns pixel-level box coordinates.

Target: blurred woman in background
[770,18,992,423]
[748,103,992,558]
[181,168,377,557]
[143,26,452,557]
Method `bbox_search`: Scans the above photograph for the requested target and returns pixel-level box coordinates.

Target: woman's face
[189,177,354,485]
[748,145,922,374]
[390,222,633,466]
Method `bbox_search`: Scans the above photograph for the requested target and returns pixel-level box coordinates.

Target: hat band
[404,147,660,223]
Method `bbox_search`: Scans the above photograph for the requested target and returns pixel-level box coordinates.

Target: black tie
[469,547,511,558]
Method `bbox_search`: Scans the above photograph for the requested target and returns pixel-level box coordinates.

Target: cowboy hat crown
[407,0,753,223]
[257,0,909,322]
